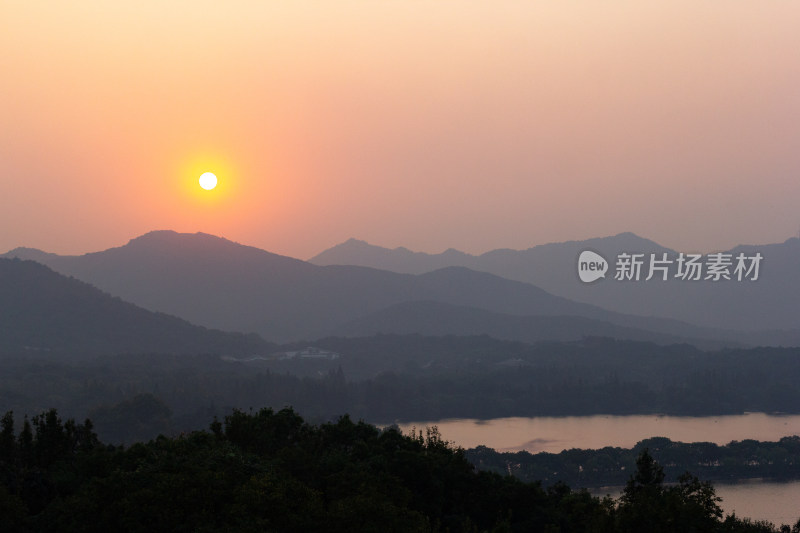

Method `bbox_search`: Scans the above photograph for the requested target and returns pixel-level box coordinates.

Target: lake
[396,413,800,453]
[396,413,800,526]
[591,481,800,527]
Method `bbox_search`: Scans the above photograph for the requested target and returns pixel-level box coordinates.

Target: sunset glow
[3,5,800,524]
[2,2,799,257]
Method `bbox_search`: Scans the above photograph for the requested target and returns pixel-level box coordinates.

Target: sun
[199,172,218,190]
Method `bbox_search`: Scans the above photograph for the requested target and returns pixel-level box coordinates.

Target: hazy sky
[2,2,799,259]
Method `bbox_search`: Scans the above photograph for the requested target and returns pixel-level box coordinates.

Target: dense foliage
[0,408,796,532]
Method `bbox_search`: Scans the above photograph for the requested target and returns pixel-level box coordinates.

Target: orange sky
[2,2,799,258]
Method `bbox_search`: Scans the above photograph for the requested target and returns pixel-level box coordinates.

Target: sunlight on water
[397,413,800,453]
[395,414,800,527]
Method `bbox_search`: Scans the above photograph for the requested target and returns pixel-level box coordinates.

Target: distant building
[276,346,340,360]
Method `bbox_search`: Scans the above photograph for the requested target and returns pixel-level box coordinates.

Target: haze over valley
[6,230,800,349]
[4,229,800,432]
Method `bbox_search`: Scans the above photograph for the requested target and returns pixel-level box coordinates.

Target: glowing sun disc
[199,172,218,190]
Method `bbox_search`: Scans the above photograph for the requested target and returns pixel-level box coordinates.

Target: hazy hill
[334,300,732,349]
[311,238,475,274]
[0,258,273,357]
[2,230,745,345]
[310,233,800,332]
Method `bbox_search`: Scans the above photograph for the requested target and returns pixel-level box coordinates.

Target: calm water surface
[396,413,800,526]
[396,413,800,453]
[591,481,800,527]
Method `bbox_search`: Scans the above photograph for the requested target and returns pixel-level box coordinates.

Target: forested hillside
[2,336,800,444]
[0,408,792,532]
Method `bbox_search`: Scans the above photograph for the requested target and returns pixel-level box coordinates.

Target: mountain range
[4,230,797,347]
[0,257,273,357]
[311,233,800,332]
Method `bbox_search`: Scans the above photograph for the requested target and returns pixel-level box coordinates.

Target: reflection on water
[396,413,800,454]
[716,480,800,526]
[592,481,800,527]
[394,413,800,526]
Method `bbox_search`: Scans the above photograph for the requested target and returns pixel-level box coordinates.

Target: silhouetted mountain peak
[524,232,669,252]
[343,237,369,246]
[604,231,671,251]
[3,246,57,261]
[0,257,272,357]
[103,230,309,270]
[442,248,471,258]
[126,230,242,250]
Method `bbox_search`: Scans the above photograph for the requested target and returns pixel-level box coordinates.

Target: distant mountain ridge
[2,230,760,345]
[309,233,668,275]
[310,233,800,332]
[311,238,476,274]
[0,258,274,357]
[335,300,736,349]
